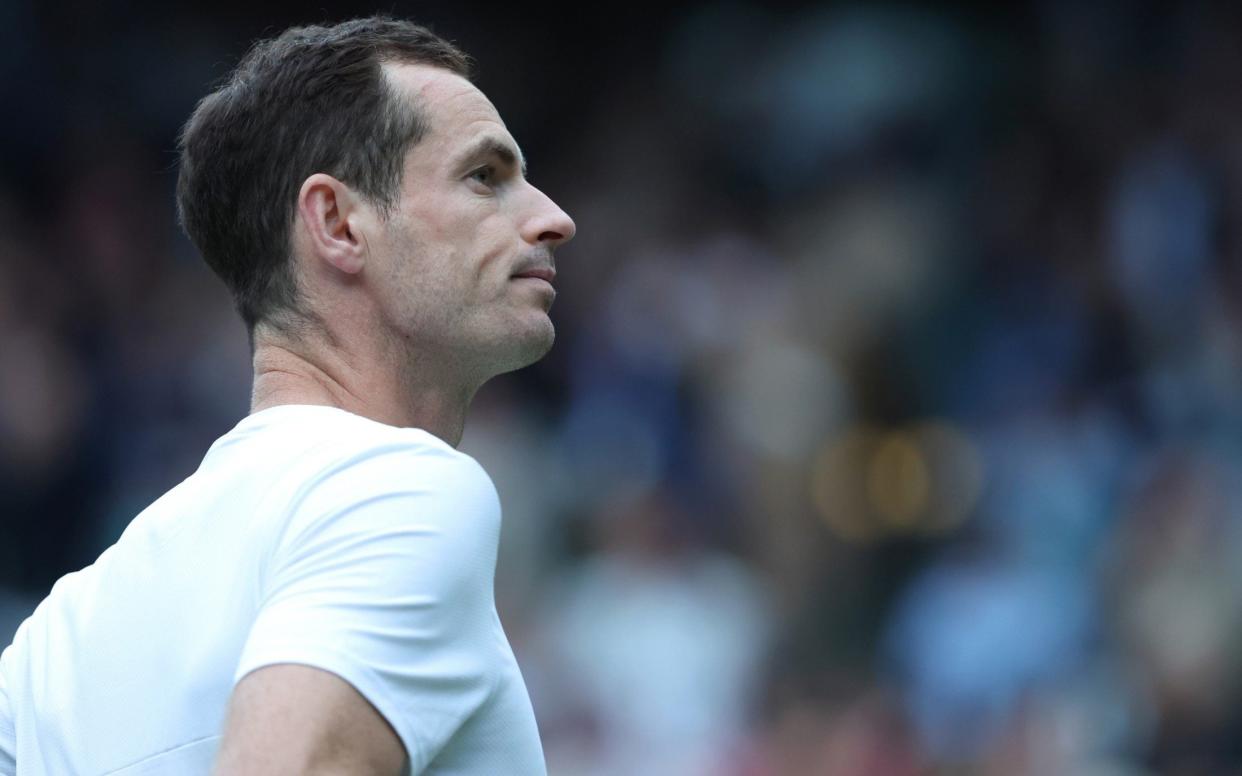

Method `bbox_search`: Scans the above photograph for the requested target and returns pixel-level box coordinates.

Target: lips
[512,267,556,284]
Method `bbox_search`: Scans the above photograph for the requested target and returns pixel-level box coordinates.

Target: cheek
[400,197,509,294]
[472,214,518,279]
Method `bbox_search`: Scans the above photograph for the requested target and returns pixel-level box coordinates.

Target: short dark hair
[176,16,473,336]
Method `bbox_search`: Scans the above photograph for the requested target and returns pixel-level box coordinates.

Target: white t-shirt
[0,405,545,775]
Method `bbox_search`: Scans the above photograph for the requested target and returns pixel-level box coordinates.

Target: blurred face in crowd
[361,62,576,384]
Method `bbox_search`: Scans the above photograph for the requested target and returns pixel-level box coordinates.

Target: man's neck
[249,336,473,447]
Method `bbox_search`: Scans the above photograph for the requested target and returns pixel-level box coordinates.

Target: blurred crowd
[3,2,1242,774]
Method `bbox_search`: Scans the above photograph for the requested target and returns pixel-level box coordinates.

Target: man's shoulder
[240,406,494,498]
[306,423,494,499]
[261,420,503,607]
[279,418,499,534]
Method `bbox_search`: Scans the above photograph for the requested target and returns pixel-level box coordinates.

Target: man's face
[367,62,575,382]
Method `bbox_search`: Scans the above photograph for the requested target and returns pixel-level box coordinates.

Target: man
[0,15,574,775]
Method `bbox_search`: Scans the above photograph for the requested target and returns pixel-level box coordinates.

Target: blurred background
[2,1,1241,773]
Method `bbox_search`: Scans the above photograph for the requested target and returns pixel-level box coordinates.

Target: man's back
[0,405,545,775]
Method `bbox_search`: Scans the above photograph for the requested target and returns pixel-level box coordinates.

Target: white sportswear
[0,404,545,775]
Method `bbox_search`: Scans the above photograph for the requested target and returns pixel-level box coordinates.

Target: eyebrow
[454,135,528,178]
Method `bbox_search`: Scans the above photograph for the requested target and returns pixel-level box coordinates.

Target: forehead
[382,62,506,143]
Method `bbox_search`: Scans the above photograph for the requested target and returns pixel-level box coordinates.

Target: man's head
[176,16,574,382]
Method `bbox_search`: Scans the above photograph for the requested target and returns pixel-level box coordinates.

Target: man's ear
[296,173,367,275]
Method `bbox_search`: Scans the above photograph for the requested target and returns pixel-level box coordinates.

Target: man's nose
[522,185,576,248]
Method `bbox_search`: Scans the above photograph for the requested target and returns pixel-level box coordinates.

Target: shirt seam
[99,732,219,775]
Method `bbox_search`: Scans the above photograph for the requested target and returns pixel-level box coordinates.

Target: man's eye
[469,166,494,185]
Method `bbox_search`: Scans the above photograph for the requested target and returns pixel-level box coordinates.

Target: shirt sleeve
[233,440,503,774]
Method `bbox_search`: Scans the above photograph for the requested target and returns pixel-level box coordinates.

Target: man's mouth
[512,267,556,284]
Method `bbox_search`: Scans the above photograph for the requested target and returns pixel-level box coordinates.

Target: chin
[491,314,556,376]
